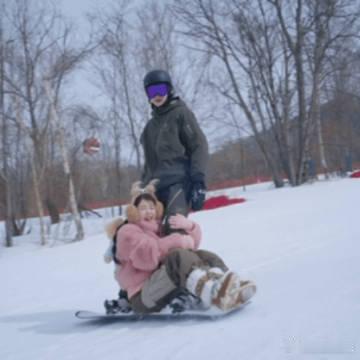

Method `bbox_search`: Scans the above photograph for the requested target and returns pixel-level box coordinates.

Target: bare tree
[0,12,14,246]
[267,0,360,180]
[91,56,127,196]
[2,0,91,244]
[173,0,360,186]
[136,0,210,113]
[173,0,288,186]
[92,2,144,171]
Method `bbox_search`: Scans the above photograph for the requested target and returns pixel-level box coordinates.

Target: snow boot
[186,268,256,311]
[212,273,256,311]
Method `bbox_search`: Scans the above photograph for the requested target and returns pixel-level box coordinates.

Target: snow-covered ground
[1,178,359,360]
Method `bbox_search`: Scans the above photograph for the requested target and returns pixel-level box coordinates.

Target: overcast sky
[58,0,146,107]
[60,0,105,22]
[57,0,103,105]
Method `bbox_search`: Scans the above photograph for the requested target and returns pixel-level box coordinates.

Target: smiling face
[137,199,157,222]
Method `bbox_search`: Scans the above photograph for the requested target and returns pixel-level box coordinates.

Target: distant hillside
[207,93,360,185]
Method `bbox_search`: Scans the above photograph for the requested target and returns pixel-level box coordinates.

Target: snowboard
[75,302,249,322]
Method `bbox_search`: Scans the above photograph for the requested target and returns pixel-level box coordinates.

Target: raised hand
[168,214,194,231]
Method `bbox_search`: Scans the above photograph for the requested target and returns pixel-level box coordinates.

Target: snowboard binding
[168,288,202,313]
[104,289,132,314]
[104,288,202,315]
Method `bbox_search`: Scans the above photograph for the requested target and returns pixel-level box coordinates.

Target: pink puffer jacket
[115,220,201,298]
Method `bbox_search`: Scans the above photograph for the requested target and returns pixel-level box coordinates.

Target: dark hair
[134,193,157,207]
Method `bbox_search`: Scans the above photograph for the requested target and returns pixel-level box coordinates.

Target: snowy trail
[1,178,359,360]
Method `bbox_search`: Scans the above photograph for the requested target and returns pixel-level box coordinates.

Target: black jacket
[141,98,208,189]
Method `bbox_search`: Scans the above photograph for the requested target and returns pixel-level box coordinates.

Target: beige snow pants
[130,248,228,313]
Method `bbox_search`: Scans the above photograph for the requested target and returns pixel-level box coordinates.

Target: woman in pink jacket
[113,181,256,314]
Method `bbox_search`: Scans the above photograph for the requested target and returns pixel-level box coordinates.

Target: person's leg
[129,249,204,313]
[158,182,191,235]
[129,265,176,313]
[130,248,257,313]
[129,291,164,314]
[165,250,256,312]
[195,249,229,272]
[164,249,256,311]
[185,251,257,310]
[163,248,204,287]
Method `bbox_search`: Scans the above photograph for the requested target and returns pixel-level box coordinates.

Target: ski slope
[1,178,359,360]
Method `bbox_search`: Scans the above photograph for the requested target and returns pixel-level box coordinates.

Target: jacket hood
[105,217,126,239]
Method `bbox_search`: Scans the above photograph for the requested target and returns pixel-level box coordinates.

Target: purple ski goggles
[146,83,169,99]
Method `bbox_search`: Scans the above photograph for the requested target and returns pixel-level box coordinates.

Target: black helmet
[143,69,172,89]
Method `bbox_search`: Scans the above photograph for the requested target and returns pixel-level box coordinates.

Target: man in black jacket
[141,69,209,235]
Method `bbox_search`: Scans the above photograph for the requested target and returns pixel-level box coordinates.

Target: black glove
[191,182,206,211]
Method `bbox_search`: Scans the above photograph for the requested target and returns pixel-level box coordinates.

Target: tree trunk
[120,53,142,171]
[44,80,84,241]
[4,178,13,246]
[314,77,328,176]
[113,96,123,199]
[0,19,13,247]
[30,150,47,245]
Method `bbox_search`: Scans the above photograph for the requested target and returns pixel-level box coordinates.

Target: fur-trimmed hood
[105,217,126,239]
